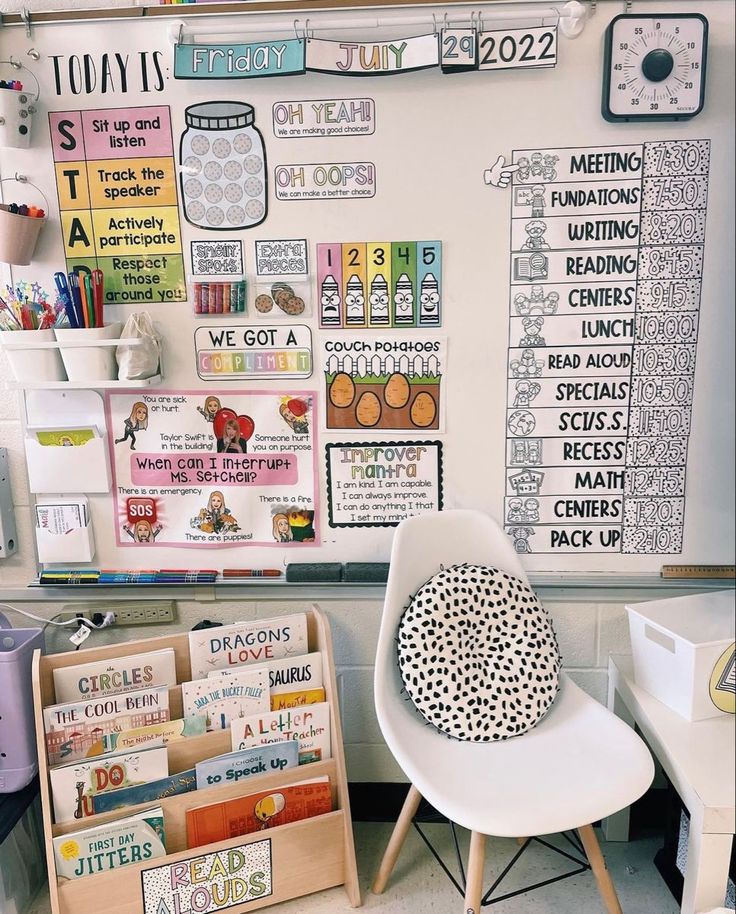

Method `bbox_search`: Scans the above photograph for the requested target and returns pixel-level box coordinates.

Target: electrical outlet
[58,602,177,626]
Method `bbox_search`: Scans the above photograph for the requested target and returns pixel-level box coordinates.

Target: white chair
[372,510,654,914]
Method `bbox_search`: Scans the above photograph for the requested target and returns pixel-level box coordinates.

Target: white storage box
[627,590,735,721]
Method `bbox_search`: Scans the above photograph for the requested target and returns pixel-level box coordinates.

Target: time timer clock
[602,13,708,122]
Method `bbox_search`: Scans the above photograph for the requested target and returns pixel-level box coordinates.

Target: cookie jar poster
[106,391,317,547]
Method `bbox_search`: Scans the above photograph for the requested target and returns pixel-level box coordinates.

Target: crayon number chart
[505,140,709,555]
[49,107,186,304]
[107,391,317,547]
[317,241,442,328]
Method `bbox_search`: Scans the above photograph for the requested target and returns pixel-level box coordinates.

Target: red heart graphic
[287,398,308,417]
[213,408,237,440]
[237,414,255,441]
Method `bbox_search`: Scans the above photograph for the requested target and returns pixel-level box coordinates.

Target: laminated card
[189,613,308,679]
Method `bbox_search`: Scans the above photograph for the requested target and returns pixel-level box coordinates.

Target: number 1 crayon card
[317,243,343,328]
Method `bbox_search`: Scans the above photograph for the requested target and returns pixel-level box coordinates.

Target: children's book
[49,746,168,824]
[53,648,177,702]
[208,651,323,696]
[186,778,332,849]
[44,687,170,767]
[189,613,308,679]
[86,716,206,758]
[53,806,166,880]
[33,427,97,447]
[270,688,326,711]
[93,769,196,815]
[182,667,268,731]
[195,741,300,790]
[230,702,331,764]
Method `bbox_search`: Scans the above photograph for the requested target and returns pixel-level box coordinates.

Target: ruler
[661,565,736,579]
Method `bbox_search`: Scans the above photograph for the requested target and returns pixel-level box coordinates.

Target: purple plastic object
[0,612,45,793]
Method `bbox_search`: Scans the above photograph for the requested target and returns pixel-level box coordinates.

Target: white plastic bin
[627,590,735,721]
[0,329,67,383]
[55,322,122,382]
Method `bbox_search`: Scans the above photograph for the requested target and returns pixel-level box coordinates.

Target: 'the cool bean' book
[44,687,171,767]
[49,746,168,823]
[188,613,308,679]
[53,806,166,880]
[181,667,269,731]
[52,648,177,702]
[230,703,331,764]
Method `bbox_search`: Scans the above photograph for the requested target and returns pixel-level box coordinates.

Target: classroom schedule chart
[49,105,186,304]
[505,140,709,554]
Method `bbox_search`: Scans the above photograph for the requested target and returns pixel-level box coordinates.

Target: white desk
[605,654,735,914]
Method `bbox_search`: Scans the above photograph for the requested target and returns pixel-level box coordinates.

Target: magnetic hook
[14,173,28,184]
[21,7,31,39]
[432,13,438,34]
[294,18,301,40]
[8,57,21,70]
[305,18,313,39]
[27,48,41,61]
[477,9,484,32]
[177,22,183,45]
[624,0,632,11]
[444,12,449,29]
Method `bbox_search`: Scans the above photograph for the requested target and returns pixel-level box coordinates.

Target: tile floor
[27,822,679,914]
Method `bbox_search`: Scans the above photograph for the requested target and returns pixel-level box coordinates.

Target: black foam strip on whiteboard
[344,563,390,582]
[285,563,343,583]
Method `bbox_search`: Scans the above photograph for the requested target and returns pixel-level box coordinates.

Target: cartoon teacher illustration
[123,519,163,543]
[192,491,240,534]
[272,513,293,543]
[114,401,148,451]
[197,396,222,422]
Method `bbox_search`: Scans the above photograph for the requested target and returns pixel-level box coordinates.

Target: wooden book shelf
[32,605,361,914]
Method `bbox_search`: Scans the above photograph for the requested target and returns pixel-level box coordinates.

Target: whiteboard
[0,0,733,574]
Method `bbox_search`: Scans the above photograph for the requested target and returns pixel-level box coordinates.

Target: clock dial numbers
[603,14,707,122]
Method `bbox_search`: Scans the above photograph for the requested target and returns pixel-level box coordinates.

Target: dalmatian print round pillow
[397,563,561,741]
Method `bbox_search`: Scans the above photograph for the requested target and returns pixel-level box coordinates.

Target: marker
[222,569,282,577]
[92,269,104,328]
[67,272,84,329]
[55,272,77,328]
[83,273,95,328]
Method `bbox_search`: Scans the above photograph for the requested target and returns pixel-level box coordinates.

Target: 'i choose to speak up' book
[52,648,178,703]
[53,807,166,880]
[49,746,169,823]
[230,703,331,764]
[181,667,269,731]
[189,613,309,679]
[44,687,171,767]
[195,740,300,789]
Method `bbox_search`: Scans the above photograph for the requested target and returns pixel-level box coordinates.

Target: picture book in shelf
[271,688,325,710]
[88,715,206,757]
[231,703,331,764]
[195,741,300,789]
[186,778,332,849]
[52,648,177,702]
[53,806,166,880]
[93,769,197,815]
[189,613,309,679]
[182,667,268,731]
[209,651,323,695]
[44,687,170,766]
[49,746,168,823]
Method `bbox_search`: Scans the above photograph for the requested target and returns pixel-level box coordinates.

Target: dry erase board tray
[7,374,162,390]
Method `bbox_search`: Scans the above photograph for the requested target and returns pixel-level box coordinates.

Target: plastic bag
[116,312,161,380]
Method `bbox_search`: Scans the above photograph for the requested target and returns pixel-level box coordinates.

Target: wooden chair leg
[516,836,527,846]
[578,824,624,914]
[372,784,423,894]
[464,831,486,914]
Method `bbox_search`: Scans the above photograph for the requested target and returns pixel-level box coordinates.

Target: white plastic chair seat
[374,510,654,839]
[379,671,654,837]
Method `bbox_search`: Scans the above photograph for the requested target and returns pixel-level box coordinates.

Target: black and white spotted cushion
[397,563,561,741]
